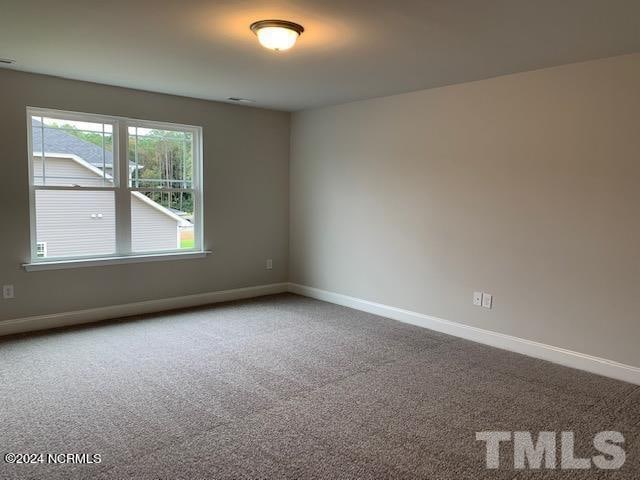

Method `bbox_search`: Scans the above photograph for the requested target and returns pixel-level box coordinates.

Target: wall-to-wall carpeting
[1,294,638,479]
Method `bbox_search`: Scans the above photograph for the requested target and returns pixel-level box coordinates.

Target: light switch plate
[482,293,492,309]
[266,259,273,270]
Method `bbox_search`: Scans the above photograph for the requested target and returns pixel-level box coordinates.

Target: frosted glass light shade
[250,20,304,52]
[256,26,299,51]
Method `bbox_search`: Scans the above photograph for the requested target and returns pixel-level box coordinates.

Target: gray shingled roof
[32,120,114,168]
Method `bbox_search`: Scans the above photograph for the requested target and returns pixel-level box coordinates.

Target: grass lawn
[180,227,195,249]
[180,238,195,249]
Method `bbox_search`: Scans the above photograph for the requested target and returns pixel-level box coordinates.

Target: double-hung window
[26,107,203,268]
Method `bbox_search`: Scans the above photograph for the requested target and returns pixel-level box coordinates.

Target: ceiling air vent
[228,97,255,103]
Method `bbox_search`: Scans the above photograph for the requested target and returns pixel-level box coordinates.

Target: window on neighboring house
[36,242,47,258]
[27,107,203,263]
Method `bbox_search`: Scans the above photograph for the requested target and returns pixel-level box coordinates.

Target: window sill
[23,251,212,272]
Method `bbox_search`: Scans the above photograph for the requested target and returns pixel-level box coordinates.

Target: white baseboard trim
[288,283,640,385]
[0,282,289,337]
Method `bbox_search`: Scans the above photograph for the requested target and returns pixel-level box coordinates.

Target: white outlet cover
[482,293,492,309]
[266,259,273,270]
[3,284,14,299]
[473,291,483,306]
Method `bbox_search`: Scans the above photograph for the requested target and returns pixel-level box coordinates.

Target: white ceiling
[2,0,640,111]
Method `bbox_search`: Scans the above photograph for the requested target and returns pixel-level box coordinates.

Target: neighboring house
[32,125,191,257]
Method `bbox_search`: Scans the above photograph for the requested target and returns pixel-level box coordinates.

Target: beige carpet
[0,293,638,479]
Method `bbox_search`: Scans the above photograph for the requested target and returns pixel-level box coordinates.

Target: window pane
[128,127,193,189]
[35,190,116,258]
[131,191,194,252]
[31,115,114,187]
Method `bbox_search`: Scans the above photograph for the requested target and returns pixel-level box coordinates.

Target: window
[27,107,203,264]
[128,126,195,252]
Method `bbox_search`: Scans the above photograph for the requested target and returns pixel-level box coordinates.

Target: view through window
[28,108,202,261]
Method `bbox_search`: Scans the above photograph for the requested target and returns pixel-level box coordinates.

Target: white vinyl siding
[35,189,116,257]
[34,156,181,257]
[131,194,180,252]
[33,156,105,187]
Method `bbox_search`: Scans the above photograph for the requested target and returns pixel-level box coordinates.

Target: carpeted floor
[0,293,638,479]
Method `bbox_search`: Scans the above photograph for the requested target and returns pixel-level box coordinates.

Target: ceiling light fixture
[250,20,304,51]
[0,58,16,65]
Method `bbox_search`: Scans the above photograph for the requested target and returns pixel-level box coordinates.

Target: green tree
[56,122,194,214]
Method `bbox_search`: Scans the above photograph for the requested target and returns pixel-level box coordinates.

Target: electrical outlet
[482,293,492,309]
[266,259,273,270]
[3,284,15,299]
[473,291,483,306]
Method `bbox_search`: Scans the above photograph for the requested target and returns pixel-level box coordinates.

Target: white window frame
[24,107,206,271]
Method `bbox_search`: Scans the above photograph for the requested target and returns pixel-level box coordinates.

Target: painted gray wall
[290,54,640,367]
[0,69,289,321]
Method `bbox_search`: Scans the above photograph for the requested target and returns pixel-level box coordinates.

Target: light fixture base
[250,20,304,36]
